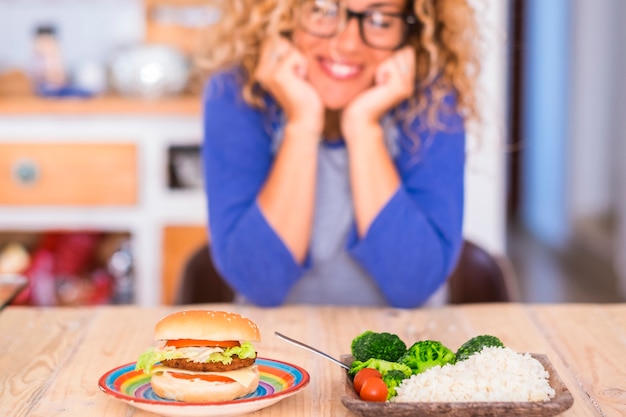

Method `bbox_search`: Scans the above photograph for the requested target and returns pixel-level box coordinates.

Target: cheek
[292,30,318,54]
[368,48,395,73]
[292,32,322,77]
[373,50,394,64]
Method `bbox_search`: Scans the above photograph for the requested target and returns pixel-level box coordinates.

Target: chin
[312,76,373,111]
[322,100,348,111]
[319,90,361,111]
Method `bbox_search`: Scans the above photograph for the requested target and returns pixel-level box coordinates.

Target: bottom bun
[151,365,260,403]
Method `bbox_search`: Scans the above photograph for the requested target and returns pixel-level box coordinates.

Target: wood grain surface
[0,303,624,417]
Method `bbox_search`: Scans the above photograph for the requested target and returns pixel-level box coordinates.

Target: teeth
[328,62,359,77]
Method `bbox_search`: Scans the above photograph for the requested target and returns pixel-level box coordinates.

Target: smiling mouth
[318,58,362,80]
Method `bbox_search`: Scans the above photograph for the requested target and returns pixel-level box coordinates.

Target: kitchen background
[0,0,624,306]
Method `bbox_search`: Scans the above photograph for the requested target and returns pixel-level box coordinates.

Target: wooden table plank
[25,306,161,417]
[1,303,624,417]
[0,307,97,417]
[528,304,626,417]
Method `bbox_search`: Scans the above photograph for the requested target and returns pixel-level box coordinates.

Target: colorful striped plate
[98,358,310,417]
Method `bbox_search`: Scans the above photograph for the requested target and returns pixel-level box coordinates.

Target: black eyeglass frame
[297,3,419,51]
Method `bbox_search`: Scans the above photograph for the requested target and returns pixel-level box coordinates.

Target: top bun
[154,310,261,342]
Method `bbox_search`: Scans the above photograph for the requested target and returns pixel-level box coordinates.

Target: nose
[329,15,363,55]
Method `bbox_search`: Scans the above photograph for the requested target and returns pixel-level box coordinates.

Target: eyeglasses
[296,0,418,50]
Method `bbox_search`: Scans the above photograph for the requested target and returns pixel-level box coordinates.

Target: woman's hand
[254,38,323,262]
[341,46,416,141]
[338,47,414,235]
[255,37,325,136]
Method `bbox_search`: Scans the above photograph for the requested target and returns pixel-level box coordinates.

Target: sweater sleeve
[201,73,306,306]
[346,111,466,308]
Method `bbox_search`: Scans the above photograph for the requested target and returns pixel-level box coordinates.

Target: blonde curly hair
[195,0,482,135]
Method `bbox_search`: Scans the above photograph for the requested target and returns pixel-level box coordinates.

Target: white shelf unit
[0,113,205,306]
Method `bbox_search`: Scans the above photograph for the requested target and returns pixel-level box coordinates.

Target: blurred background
[0,0,623,306]
[507,0,625,304]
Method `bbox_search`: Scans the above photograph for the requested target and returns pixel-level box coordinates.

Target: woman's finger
[393,46,415,79]
[255,37,294,84]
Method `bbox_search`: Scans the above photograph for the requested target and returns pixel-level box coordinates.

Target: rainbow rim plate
[98,357,310,417]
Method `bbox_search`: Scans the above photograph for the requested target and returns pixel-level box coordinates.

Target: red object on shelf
[17,231,115,306]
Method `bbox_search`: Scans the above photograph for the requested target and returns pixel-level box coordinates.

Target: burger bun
[154,310,261,342]
[151,365,260,402]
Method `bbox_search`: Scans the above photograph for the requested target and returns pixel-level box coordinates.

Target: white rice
[392,347,556,403]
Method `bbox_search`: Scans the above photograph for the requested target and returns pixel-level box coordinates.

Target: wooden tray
[340,354,574,417]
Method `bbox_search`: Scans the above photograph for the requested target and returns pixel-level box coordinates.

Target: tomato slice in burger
[165,339,241,349]
[170,373,236,383]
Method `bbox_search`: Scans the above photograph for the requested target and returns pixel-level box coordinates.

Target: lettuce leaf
[135,341,257,374]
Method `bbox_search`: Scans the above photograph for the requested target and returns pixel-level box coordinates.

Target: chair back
[447,240,519,304]
[174,245,234,304]
[176,240,519,305]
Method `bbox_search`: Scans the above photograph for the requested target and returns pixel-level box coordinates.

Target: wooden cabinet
[160,225,207,305]
[0,96,206,306]
[0,142,137,205]
[144,0,214,56]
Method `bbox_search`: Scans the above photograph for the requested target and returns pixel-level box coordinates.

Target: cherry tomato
[353,368,383,394]
[165,339,240,348]
[170,373,235,383]
[359,376,388,402]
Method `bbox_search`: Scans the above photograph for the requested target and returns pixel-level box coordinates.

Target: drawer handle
[12,159,40,186]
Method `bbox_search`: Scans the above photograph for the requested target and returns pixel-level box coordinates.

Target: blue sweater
[202,71,465,308]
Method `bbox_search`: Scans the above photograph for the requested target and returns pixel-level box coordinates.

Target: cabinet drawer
[161,225,207,304]
[0,143,137,206]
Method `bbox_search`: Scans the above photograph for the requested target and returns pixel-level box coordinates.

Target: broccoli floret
[351,330,407,362]
[382,369,409,400]
[399,340,456,374]
[349,358,413,380]
[455,335,504,362]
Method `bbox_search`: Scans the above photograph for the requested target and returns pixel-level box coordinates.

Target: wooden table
[0,303,624,416]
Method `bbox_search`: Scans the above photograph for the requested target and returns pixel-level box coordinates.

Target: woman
[198,0,481,307]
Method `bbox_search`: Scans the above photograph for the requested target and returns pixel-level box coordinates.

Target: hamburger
[135,310,261,402]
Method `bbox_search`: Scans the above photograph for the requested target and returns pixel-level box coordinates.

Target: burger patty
[162,356,256,373]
